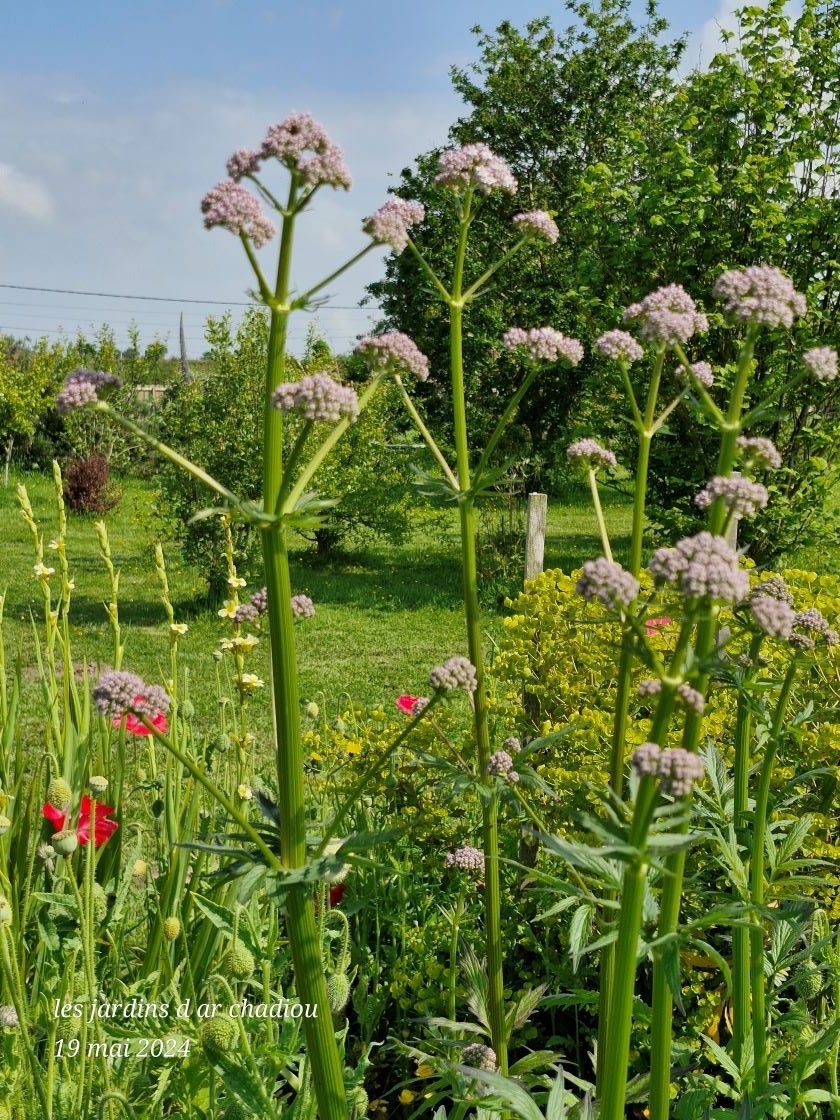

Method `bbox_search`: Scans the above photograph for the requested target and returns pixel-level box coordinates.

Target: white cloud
[0,162,55,223]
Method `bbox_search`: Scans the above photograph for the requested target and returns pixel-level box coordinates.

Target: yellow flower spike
[217,600,239,619]
[227,576,247,588]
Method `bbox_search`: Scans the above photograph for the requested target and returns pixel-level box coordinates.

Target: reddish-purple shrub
[62,454,121,514]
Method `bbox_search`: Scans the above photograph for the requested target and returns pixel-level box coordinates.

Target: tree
[372,0,840,563]
[369,0,686,472]
[0,337,69,485]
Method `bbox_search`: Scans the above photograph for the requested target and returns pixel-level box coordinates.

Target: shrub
[61,453,120,514]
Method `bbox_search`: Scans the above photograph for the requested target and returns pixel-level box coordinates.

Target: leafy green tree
[373,0,840,563]
[370,0,686,467]
[0,336,66,485]
[155,312,418,597]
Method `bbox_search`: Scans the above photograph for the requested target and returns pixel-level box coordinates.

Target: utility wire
[0,282,381,312]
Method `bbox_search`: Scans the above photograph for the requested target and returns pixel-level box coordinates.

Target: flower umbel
[503,327,584,365]
[261,112,352,189]
[576,558,639,610]
[594,330,645,363]
[694,475,769,518]
[355,332,430,381]
[512,210,559,243]
[55,369,122,413]
[622,285,708,346]
[649,532,749,604]
[435,144,517,194]
[272,373,359,422]
[429,657,478,694]
[712,265,807,328]
[201,181,276,246]
[803,346,839,383]
[364,199,425,254]
[445,847,485,874]
[566,438,618,472]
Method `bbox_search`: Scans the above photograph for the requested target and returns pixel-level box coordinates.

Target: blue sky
[0,0,742,356]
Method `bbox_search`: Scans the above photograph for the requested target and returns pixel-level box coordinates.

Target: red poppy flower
[645,616,672,636]
[112,698,168,737]
[328,883,345,907]
[115,710,168,737]
[396,695,421,714]
[43,795,118,847]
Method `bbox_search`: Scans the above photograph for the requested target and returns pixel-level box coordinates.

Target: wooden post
[524,492,547,582]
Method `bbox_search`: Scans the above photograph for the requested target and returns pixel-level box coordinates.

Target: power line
[0,282,382,312]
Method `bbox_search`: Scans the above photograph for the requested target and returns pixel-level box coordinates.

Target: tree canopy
[371,0,840,562]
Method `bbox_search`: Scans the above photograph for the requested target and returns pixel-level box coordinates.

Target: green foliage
[374,0,840,562]
[156,313,419,597]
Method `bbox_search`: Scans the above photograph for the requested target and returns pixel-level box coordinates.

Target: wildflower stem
[731,636,763,1065]
[587,468,613,562]
[597,345,664,1091]
[461,236,529,302]
[449,191,508,1074]
[393,376,458,488]
[648,326,759,1120]
[282,375,385,513]
[297,243,376,305]
[0,923,51,1118]
[750,660,798,1098]
[599,776,659,1120]
[92,402,268,525]
[260,174,348,1120]
[474,364,541,481]
[406,238,452,303]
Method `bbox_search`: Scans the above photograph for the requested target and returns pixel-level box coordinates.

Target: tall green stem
[259,176,348,1120]
[648,327,758,1120]
[750,662,797,1098]
[599,777,659,1120]
[731,635,763,1064]
[597,348,664,1091]
[449,192,508,1074]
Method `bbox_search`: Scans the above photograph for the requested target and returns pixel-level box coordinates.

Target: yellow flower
[33,563,55,579]
[218,638,234,652]
[239,673,264,692]
[398,1091,416,1106]
[343,740,361,755]
[237,784,253,800]
[227,576,247,588]
[170,622,189,636]
[217,600,239,619]
[416,1064,434,1078]
[232,633,259,651]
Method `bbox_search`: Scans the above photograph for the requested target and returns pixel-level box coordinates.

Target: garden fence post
[524,491,547,581]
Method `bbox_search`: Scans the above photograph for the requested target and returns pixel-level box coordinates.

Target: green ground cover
[0,470,633,742]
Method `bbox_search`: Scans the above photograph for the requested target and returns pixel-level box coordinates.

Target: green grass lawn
[0,469,634,750]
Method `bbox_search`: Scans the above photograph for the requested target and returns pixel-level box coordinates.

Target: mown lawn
[0,468,632,750]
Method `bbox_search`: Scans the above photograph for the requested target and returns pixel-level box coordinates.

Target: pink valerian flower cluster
[631,743,705,797]
[594,330,645,363]
[226,148,261,180]
[750,575,794,605]
[677,361,715,388]
[503,327,584,365]
[445,847,485,874]
[272,373,359,422]
[635,678,704,715]
[712,265,807,328]
[803,346,839,382]
[55,369,122,413]
[694,475,769,518]
[622,285,709,346]
[92,670,170,736]
[260,113,352,189]
[429,656,478,694]
[512,210,559,243]
[751,596,796,639]
[576,558,640,610]
[566,438,618,472]
[364,199,425,254]
[736,435,782,470]
[290,594,315,619]
[200,181,276,247]
[488,750,519,783]
[435,144,517,194]
[649,532,749,604]
[233,586,269,623]
[354,332,430,381]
